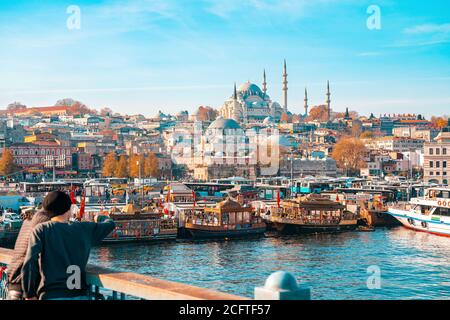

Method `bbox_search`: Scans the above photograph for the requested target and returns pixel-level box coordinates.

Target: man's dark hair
[42,191,72,218]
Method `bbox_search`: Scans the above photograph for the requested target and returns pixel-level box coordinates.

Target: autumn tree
[114,155,129,178]
[307,105,329,122]
[144,153,160,178]
[291,114,301,123]
[431,116,449,130]
[99,107,113,116]
[102,152,117,177]
[280,112,290,123]
[360,131,375,139]
[331,137,367,176]
[0,149,17,176]
[196,106,218,121]
[129,153,145,178]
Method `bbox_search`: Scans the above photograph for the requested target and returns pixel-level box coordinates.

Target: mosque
[218,60,332,124]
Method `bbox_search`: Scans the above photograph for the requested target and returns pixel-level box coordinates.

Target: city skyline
[1,0,450,117]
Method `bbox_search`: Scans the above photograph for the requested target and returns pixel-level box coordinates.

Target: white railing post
[254,271,311,300]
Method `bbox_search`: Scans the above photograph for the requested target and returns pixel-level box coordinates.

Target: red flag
[336,194,340,202]
[70,186,76,204]
[277,189,281,208]
[79,191,86,221]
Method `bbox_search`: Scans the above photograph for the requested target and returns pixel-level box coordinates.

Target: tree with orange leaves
[102,152,117,177]
[280,112,290,123]
[331,137,367,176]
[307,105,329,122]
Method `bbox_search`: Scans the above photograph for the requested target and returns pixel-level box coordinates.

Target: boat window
[435,190,443,198]
[435,208,450,217]
[443,191,450,199]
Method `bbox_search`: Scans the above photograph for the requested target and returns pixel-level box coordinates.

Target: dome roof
[263,116,275,124]
[208,117,241,130]
[238,82,264,97]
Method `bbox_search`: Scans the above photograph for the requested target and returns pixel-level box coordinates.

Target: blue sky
[0,0,449,117]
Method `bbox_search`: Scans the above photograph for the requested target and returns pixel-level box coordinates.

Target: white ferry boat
[388,187,450,237]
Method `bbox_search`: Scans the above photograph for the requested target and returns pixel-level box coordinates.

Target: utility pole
[137,160,143,208]
[52,156,56,182]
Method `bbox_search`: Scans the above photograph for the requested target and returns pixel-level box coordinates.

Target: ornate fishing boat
[182,198,266,239]
[267,195,358,234]
[84,204,178,243]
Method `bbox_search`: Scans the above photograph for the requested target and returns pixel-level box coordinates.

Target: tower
[262,69,267,96]
[326,80,331,121]
[304,88,309,117]
[233,82,237,100]
[282,59,288,112]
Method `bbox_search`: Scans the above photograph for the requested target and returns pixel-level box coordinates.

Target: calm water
[90,227,450,300]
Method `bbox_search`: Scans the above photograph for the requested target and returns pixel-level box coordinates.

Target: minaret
[304,88,309,117]
[233,82,237,100]
[282,59,288,112]
[262,69,267,96]
[326,80,331,121]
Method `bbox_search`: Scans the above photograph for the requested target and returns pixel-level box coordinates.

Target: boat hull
[183,226,266,239]
[360,209,401,227]
[272,222,358,234]
[388,208,450,237]
[102,233,177,243]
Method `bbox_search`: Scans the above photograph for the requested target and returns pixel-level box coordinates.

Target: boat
[267,194,358,234]
[387,187,450,237]
[83,203,178,243]
[358,195,401,227]
[0,211,23,245]
[182,197,266,239]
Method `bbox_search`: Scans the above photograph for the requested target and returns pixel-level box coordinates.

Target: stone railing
[0,247,310,300]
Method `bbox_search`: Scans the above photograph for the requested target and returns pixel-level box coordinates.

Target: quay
[0,247,310,300]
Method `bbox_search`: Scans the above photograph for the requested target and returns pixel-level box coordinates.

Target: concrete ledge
[0,247,248,300]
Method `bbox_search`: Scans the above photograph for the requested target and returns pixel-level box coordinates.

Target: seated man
[21,191,115,300]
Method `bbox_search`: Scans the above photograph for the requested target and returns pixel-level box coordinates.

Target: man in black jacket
[21,191,115,300]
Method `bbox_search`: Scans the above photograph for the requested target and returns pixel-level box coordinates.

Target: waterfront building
[363,136,424,152]
[423,119,450,185]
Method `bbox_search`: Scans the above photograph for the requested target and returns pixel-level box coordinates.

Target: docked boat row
[1,178,449,244]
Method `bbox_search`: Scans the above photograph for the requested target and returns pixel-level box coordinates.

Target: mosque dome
[263,116,275,125]
[238,82,264,98]
[208,117,241,130]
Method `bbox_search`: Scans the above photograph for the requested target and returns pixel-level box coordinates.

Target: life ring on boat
[407,218,415,226]
[146,229,153,236]
[421,221,428,228]
[438,201,442,206]
[443,201,447,207]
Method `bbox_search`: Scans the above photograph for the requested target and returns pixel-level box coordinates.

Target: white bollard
[254,271,311,300]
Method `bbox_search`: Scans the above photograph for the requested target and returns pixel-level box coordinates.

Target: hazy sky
[0,0,449,117]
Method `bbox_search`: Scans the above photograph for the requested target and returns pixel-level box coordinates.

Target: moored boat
[83,204,178,243]
[182,198,266,239]
[267,195,358,234]
[387,187,450,237]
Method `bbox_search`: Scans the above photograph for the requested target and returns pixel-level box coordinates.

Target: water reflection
[90,228,450,299]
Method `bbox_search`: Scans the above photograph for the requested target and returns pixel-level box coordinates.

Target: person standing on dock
[21,191,116,300]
